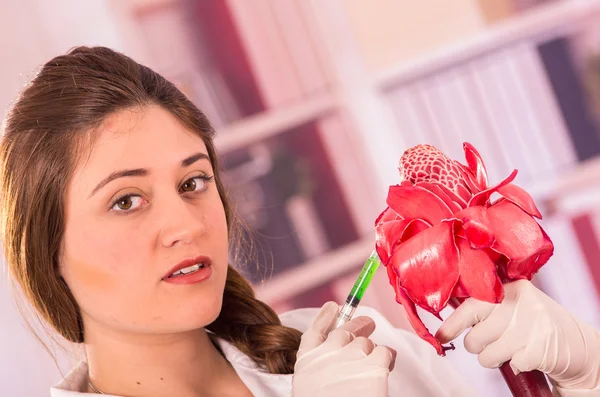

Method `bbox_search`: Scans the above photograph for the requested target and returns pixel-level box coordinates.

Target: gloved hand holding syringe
[293,250,394,397]
[334,250,382,328]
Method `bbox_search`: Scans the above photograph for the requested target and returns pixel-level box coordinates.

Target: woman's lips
[162,255,212,285]
[163,265,212,285]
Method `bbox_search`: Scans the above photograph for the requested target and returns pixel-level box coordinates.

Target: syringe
[334,250,382,328]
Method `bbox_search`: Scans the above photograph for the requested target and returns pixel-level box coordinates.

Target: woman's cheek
[61,230,130,297]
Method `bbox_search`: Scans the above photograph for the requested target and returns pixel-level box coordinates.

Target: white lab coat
[50,306,480,396]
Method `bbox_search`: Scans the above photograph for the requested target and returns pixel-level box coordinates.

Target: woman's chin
[164,299,223,332]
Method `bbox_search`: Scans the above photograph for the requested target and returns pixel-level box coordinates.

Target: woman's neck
[84,324,251,397]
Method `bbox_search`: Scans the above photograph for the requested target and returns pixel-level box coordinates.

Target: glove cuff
[554,321,600,391]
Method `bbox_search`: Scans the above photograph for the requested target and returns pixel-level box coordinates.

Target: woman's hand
[436,280,600,395]
[292,302,395,397]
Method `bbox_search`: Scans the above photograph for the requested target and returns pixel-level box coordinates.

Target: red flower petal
[463,142,489,190]
[386,257,399,293]
[376,224,406,266]
[497,183,542,219]
[387,185,453,225]
[456,162,481,194]
[435,182,468,208]
[389,221,459,314]
[452,282,470,299]
[455,183,473,203]
[375,206,398,226]
[394,283,446,355]
[375,216,430,265]
[485,201,554,279]
[417,182,463,213]
[456,238,504,303]
[402,219,431,240]
[468,169,518,207]
[454,206,496,249]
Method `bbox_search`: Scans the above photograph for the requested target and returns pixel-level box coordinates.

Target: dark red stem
[499,363,553,397]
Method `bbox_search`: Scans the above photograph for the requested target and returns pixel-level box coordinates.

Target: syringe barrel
[334,302,357,329]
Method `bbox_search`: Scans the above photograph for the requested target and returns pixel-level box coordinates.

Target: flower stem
[499,363,553,397]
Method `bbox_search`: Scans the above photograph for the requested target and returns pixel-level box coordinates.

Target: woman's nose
[158,200,206,248]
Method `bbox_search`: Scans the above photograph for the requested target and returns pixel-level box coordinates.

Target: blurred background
[2,0,600,395]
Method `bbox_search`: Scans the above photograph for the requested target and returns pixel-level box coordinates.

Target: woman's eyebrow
[181,152,210,167]
[88,152,210,198]
[88,169,147,198]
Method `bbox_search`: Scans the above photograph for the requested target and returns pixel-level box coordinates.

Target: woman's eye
[111,195,144,212]
[180,176,212,193]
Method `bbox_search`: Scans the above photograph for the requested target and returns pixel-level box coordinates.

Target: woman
[0,46,597,396]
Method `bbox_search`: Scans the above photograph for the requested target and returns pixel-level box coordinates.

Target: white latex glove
[292,301,396,397]
[436,280,600,396]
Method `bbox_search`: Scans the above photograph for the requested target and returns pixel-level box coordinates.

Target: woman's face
[60,105,229,335]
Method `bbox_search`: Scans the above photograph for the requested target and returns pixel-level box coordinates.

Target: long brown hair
[0,46,301,374]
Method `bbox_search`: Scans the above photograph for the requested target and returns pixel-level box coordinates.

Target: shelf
[373,0,600,91]
[529,156,600,196]
[119,0,178,17]
[254,235,375,304]
[527,155,600,216]
[127,0,176,10]
[213,92,338,154]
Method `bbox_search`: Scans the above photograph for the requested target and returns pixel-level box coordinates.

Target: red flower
[375,143,554,355]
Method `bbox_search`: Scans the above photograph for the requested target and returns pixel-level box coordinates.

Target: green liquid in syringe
[345,250,381,306]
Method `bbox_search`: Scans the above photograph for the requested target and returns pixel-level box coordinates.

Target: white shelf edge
[527,155,600,215]
[213,92,338,153]
[126,0,176,10]
[254,235,375,304]
[373,0,600,91]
